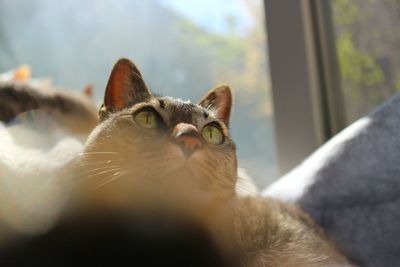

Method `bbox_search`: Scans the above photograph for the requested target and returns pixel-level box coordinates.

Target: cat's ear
[198,85,232,126]
[102,58,151,115]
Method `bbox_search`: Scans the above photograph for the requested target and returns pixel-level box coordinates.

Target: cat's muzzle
[171,123,203,156]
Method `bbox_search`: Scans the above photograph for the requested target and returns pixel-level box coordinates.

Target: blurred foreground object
[0,173,239,267]
[0,207,238,267]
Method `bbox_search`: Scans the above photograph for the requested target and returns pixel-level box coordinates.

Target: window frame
[264,0,344,175]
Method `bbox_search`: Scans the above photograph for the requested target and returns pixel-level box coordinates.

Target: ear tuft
[103,58,151,115]
[199,85,232,126]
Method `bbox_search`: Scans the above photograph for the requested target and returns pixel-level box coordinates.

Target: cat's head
[76,59,237,198]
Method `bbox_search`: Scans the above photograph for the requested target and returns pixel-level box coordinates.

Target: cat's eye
[202,124,224,145]
[134,110,159,129]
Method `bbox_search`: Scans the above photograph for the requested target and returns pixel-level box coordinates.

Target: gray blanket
[263,93,400,267]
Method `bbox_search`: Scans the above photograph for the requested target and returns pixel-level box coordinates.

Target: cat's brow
[203,110,209,119]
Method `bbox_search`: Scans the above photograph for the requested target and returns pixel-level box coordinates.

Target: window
[331,0,400,124]
[0,0,276,186]
[264,1,400,174]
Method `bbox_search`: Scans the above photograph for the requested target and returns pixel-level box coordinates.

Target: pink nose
[172,123,203,154]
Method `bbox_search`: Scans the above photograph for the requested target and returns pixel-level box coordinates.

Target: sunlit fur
[234,197,350,267]
[73,96,237,200]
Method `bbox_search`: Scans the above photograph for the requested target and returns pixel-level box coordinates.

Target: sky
[159,0,255,35]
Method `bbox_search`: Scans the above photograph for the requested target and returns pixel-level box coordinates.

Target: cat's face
[76,59,237,198]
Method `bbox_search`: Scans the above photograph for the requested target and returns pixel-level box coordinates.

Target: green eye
[202,124,224,144]
[134,110,159,129]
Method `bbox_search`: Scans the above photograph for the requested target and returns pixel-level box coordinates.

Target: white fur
[0,121,83,236]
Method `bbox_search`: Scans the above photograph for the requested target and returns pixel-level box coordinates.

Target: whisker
[86,167,122,178]
[78,151,120,156]
[94,171,126,189]
[75,166,122,182]
[76,159,123,167]
[74,164,121,175]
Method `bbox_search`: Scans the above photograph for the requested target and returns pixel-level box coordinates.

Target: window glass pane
[0,0,276,187]
[331,0,400,123]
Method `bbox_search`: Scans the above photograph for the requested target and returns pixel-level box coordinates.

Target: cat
[73,58,237,202]
[0,66,98,136]
[0,59,351,266]
[66,58,351,266]
[0,67,98,245]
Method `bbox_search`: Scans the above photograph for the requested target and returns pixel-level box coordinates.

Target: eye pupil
[134,109,159,129]
[202,124,223,145]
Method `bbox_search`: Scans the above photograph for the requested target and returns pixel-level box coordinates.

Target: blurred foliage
[177,0,271,117]
[332,0,400,122]
[332,0,360,26]
[337,31,384,88]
